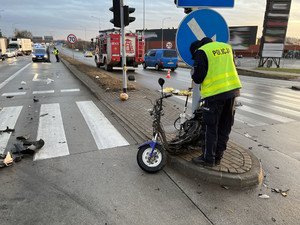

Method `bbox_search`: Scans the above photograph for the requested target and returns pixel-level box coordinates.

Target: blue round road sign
[176,9,229,67]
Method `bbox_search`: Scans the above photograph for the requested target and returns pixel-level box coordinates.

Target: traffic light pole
[120,0,127,93]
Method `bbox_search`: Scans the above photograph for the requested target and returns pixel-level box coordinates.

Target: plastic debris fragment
[3,152,13,166]
[258,194,270,199]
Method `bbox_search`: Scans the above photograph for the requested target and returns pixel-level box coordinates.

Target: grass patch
[236,68,299,80]
[254,67,300,74]
[61,54,138,92]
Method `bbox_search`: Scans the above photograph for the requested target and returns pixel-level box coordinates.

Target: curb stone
[61,58,263,188]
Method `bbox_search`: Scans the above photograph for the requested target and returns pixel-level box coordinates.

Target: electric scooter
[137,78,203,173]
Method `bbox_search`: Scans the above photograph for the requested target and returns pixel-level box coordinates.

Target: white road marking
[76,101,129,150]
[2,92,26,96]
[32,74,54,84]
[32,90,55,94]
[0,62,32,90]
[274,91,300,99]
[60,89,80,93]
[242,93,300,110]
[234,113,268,127]
[239,96,300,118]
[34,103,69,161]
[261,91,300,104]
[238,105,294,123]
[0,106,23,154]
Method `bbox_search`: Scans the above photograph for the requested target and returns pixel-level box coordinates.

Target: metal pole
[161,21,163,49]
[120,0,127,93]
[72,44,74,59]
[84,28,86,51]
[143,0,145,30]
[161,17,170,49]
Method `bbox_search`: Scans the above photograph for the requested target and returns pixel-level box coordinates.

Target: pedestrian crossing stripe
[76,101,129,150]
[0,106,23,155]
[172,90,300,126]
[0,101,129,161]
[33,103,69,161]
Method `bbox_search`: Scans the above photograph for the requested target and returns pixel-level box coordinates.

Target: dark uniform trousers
[201,97,235,163]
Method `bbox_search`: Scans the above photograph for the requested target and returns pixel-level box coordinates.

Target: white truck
[7,38,32,55]
[0,38,7,61]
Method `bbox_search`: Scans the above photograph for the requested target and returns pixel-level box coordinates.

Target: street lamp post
[80,26,86,51]
[91,16,100,32]
[161,17,171,49]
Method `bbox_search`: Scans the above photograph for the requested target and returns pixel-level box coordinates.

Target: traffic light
[174,0,192,14]
[124,5,135,27]
[184,8,193,14]
[110,0,121,28]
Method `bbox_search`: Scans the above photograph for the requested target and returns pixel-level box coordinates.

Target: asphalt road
[1,54,300,224]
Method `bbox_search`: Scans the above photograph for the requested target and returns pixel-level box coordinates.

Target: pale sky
[0,0,299,41]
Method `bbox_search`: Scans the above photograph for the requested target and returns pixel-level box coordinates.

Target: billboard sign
[260,0,292,58]
[229,26,258,50]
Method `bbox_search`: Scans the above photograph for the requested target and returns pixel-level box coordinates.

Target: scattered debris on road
[258,194,270,199]
[0,126,15,134]
[16,134,31,140]
[46,78,54,84]
[291,86,300,91]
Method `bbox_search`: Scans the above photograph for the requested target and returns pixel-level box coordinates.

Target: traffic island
[61,55,263,188]
[167,142,263,187]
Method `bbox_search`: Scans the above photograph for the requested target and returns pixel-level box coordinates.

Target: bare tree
[14,29,33,39]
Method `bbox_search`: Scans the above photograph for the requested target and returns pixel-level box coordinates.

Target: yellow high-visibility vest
[199,42,242,98]
[54,49,59,55]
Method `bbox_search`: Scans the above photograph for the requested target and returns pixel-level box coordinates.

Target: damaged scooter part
[13,139,45,154]
[16,134,31,140]
[0,126,15,134]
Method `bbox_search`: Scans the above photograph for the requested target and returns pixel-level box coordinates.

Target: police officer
[190,37,242,167]
[54,47,60,62]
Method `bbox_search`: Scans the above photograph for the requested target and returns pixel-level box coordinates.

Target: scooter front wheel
[137,144,166,173]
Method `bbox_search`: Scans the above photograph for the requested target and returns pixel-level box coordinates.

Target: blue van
[143,49,178,71]
[32,47,48,62]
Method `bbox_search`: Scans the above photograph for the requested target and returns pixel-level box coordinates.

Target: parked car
[32,48,48,62]
[143,49,178,71]
[5,48,17,58]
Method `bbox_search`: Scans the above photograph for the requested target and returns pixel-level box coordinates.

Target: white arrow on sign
[187,18,216,41]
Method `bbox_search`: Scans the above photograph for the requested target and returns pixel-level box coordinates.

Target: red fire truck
[94,29,144,71]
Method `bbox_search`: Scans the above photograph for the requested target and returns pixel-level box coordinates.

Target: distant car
[32,48,48,62]
[237,55,243,58]
[5,48,17,58]
[143,49,178,71]
[84,51,93,57]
